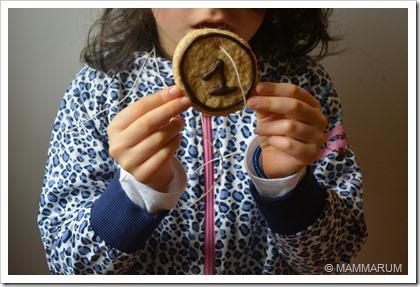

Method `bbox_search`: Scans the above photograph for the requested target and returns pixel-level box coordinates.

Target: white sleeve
[119,157,187,214]
[244,136,306,198]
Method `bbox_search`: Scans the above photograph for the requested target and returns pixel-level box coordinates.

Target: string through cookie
[152,52,243,209]
[62,45,248,210]
[176,45,248,209]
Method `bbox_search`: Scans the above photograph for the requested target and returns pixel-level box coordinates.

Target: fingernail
[169,86,181,97]
[247,98,258,109]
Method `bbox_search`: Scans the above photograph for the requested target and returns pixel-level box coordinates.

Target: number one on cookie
[201,59,238,96]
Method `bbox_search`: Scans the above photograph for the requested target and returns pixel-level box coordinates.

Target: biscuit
[173,28,258,116]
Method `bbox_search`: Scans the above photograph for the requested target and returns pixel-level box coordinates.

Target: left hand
[247,82,328,178]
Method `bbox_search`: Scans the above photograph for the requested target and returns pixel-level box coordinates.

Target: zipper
[202,115,215,275]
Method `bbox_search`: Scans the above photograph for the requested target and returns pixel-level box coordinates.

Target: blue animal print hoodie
[38,47,367,275]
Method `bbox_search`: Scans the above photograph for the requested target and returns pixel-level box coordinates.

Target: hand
[247,82,328,178]
[107,86,191,193]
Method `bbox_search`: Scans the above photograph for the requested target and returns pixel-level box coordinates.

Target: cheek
[236,11,265,41]
[153,9,190,38]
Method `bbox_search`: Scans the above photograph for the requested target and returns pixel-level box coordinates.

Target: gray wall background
[8,9,408,275]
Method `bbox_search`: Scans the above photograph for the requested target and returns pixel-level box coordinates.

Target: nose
[197,8,228,22]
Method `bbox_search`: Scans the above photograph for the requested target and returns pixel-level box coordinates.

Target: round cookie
[173,28,258,116]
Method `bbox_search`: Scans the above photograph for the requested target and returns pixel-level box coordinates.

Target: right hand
[107,86,191,193]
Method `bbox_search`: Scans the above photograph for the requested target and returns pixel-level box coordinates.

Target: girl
[38,9,367,275]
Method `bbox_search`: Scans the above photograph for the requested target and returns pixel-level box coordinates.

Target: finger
[108,85,184,132]
[122,96,191,147]
[120,117,185,171]
[255,82,321,109]
[132,134,182,183]
[256,119,325,145]
[267,136,320,165]
[247,96,327,130]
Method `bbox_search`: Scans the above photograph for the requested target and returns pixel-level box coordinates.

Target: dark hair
[81,9,337,74]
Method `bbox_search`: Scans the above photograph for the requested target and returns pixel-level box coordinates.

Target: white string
[63,47,154,134]
[219,45,247,112]
[178,151,243,209]
[63,44,248,210]
[152,47,168,88]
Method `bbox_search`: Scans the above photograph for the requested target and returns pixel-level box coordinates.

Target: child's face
[152,9,266,58]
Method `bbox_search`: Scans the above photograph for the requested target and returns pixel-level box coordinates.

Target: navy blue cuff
[90,169,168,253]
[249,167,327,235]
[253,145,268,178]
